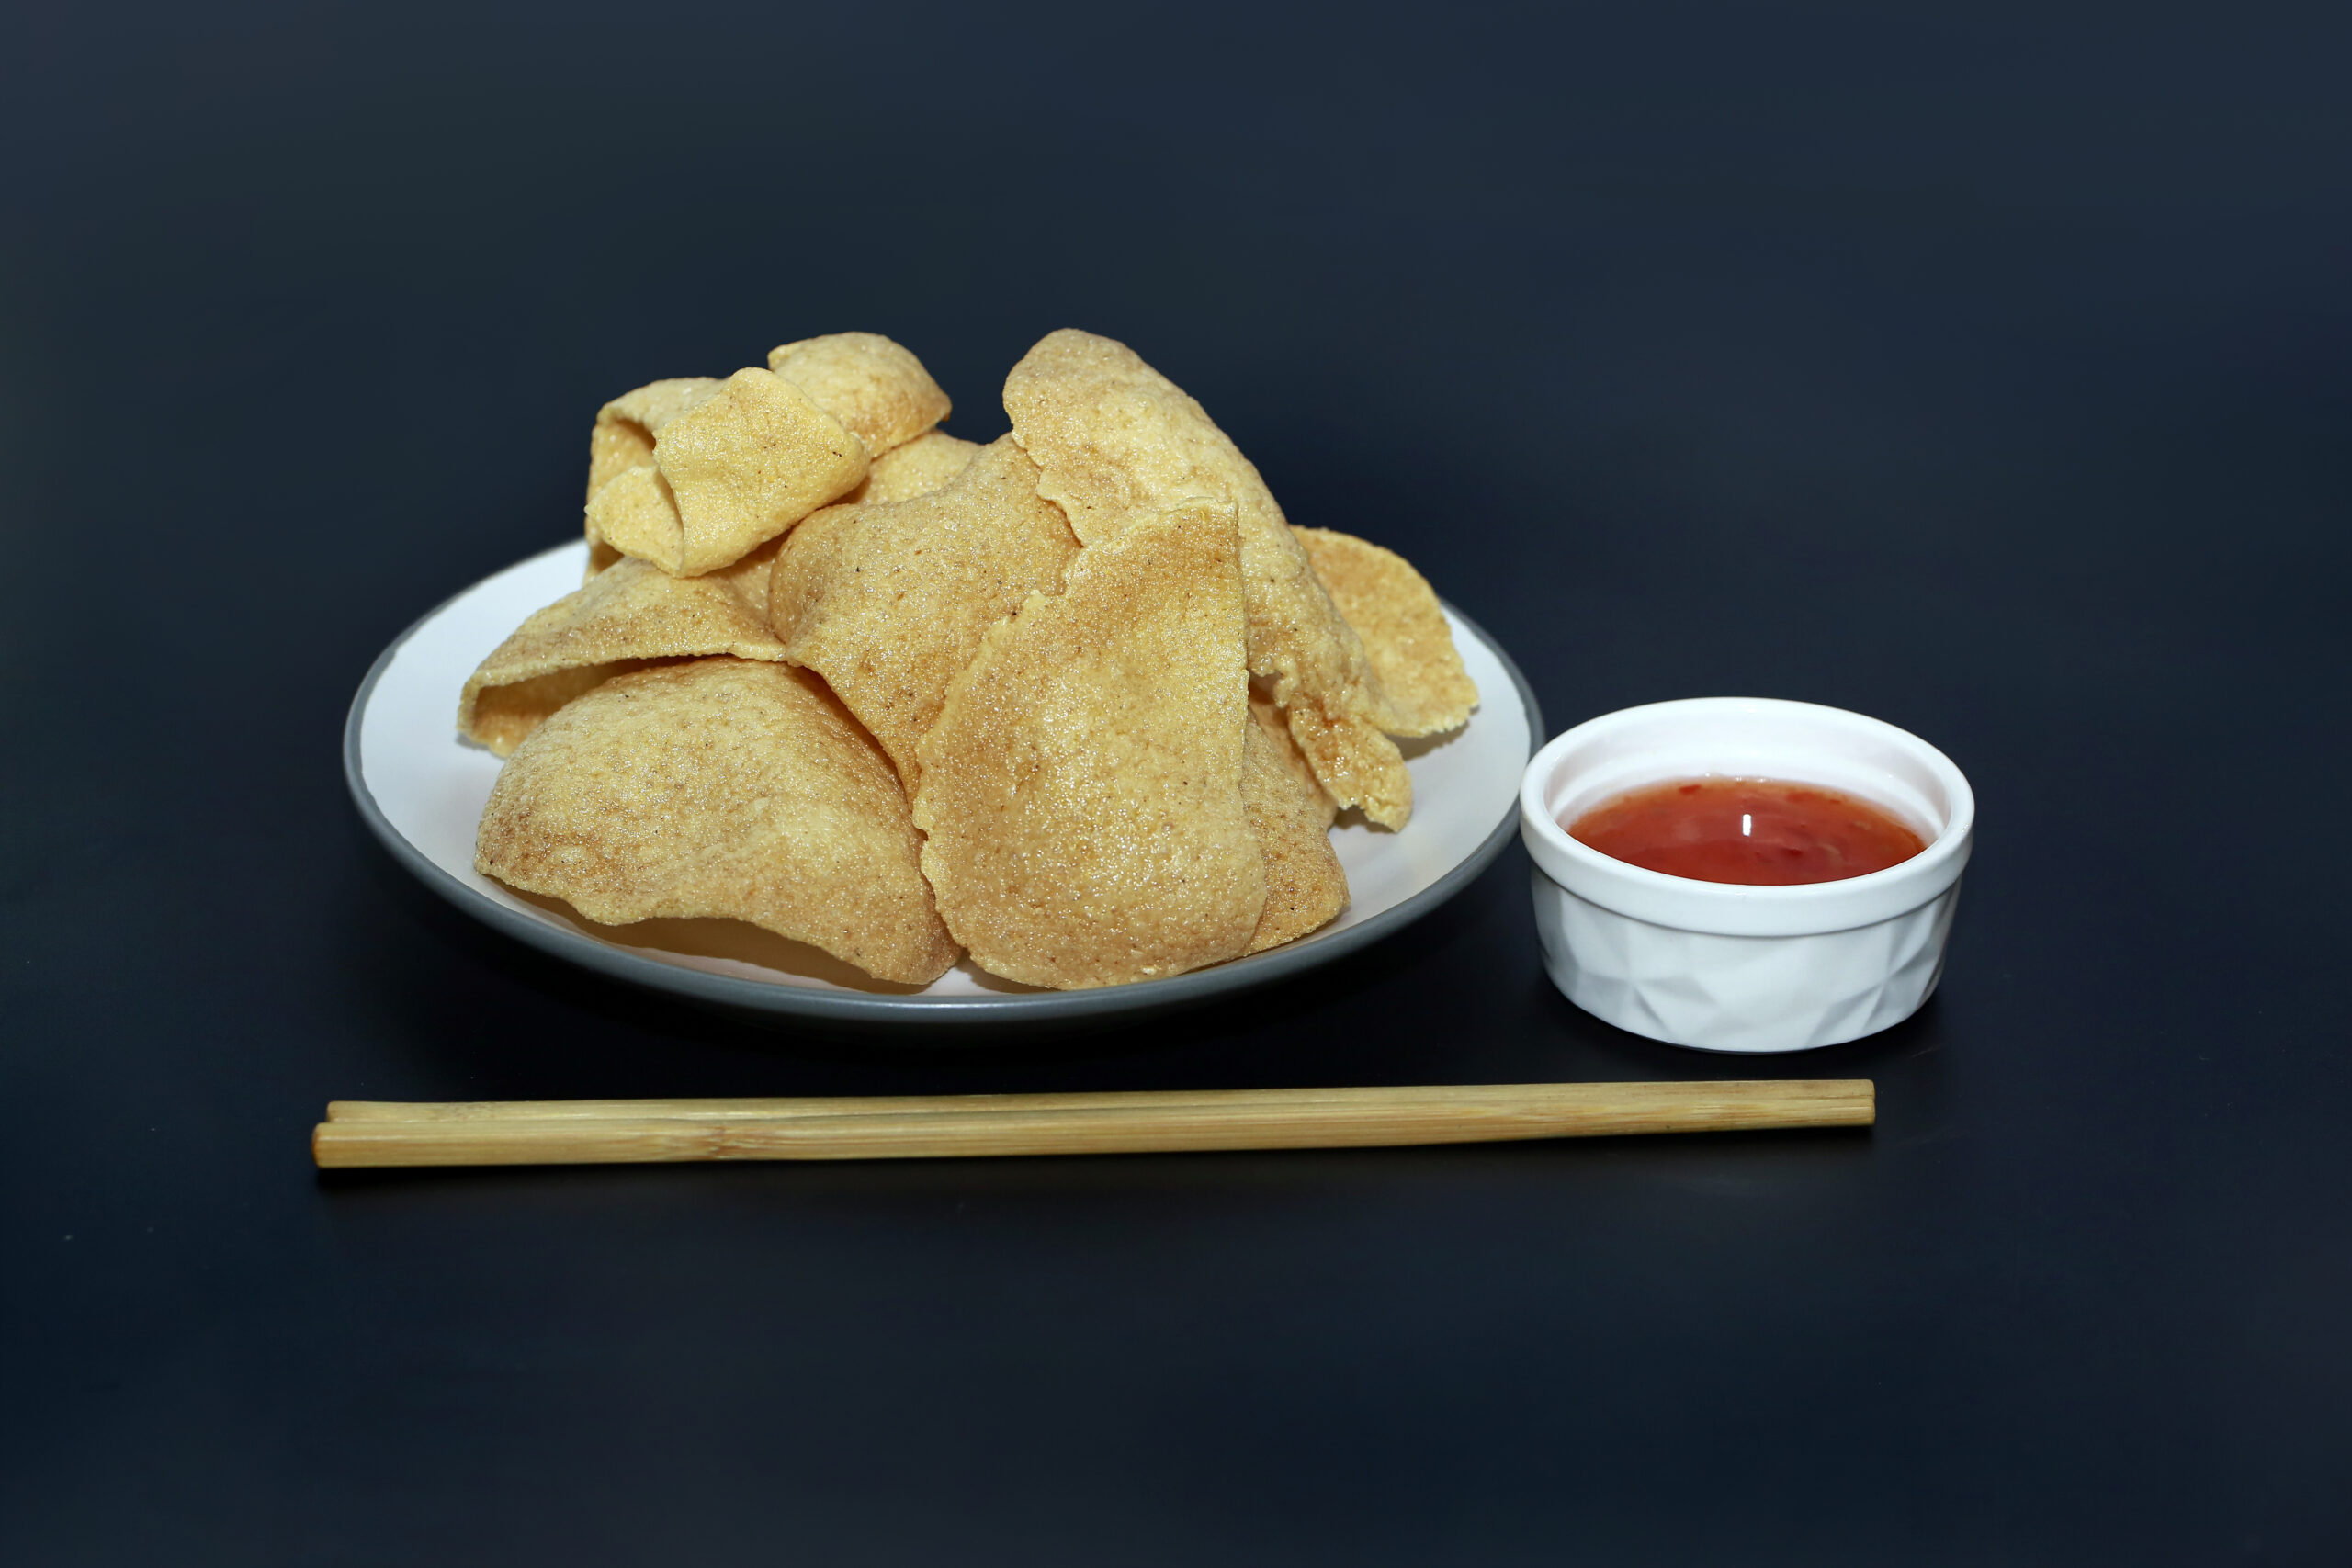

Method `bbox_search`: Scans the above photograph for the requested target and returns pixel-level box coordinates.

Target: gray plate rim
[344,553,1544,1029]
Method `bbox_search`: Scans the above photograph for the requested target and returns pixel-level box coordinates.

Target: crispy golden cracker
[1250,693,1335,826]
[768,333,952,457]
[1002,329,1415,827]
[1242,697,1347,952]
[770,435,1079,791]
[1295,527,1477,737]
[582,464,679,571]
[476,659,958,985]
[586,378,720,497]
[911,499,1265,988]
[458,545,786,756]
[710,532,782,624]
[586,420,657,503]
[583,379,722,577]
[585,367,866,576]
[853,430,983,503]
[587,406,657,500]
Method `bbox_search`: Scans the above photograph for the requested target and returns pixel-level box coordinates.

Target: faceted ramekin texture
[1532,870,1961,1053]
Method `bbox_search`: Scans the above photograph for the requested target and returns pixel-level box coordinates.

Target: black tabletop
[7,6,2348,1562]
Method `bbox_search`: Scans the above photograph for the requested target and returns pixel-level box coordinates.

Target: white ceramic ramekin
[1518,697,1974,1053]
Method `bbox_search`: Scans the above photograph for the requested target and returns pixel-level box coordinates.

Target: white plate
[345,541,1542,1028]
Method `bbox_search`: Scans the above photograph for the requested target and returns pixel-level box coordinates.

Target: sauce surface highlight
[1566,777,1926,886]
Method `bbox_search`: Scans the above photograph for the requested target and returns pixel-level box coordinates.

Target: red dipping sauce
[1565,777,1927,886]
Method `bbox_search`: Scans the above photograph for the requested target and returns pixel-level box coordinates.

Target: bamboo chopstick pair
[311,1079,1872,1168]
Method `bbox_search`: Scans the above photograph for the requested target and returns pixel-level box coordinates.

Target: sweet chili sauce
[1565,777,1927,886]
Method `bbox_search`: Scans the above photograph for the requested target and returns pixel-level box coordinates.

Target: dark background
[5,3,2347,1562]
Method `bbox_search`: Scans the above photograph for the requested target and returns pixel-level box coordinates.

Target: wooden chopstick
[311,1080,1872,1168]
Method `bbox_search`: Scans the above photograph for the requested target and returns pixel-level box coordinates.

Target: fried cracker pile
[463,331,1476,989]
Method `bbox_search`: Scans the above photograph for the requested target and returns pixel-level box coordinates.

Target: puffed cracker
[476,659,958,986]
[768,333,952,458]
[1002,329,1415,827]
[1242,695,1347,952]
[582,377,724,577]
[458,543,786,756]
[586,378,721,498]
[1295,527,1477,737]
[770,435,1078,791]
[911,498,1265,989]
[585,367,866,576]
[851,430,983,504]
[1250,691,1335,824]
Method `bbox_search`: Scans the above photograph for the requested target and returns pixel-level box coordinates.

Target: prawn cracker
[1295,527,1477,737]
[1242,696,1347,952]
[582,377,722,577]
[1002,329,1415,827]
[770,435,1079,791]
[587,367,865,576]
[851,430,983,504]
[911,499,1265,988]
[458,545,786,756]
[476,659,958,985]
[768,333,952,458]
